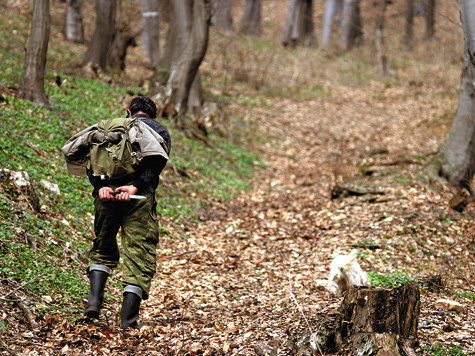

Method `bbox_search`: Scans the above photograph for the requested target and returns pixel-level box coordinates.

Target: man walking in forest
[63,96,171,329]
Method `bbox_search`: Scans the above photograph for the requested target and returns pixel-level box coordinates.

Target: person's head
[127,96,157,119]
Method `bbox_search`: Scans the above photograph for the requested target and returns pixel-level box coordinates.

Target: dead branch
[166,249,198,260]
[11,292,39,331]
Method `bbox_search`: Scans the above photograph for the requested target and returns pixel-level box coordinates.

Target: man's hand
[99,185,138,201]
[113,185,138,201]
[99,187,116,201]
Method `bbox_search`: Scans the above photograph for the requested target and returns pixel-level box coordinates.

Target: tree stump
[339,282,420,355]
[287,282,420,355]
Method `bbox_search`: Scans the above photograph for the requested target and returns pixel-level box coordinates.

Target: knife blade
[128,194,147,200]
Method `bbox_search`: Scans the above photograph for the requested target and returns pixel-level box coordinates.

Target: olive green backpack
[87,117,142,181]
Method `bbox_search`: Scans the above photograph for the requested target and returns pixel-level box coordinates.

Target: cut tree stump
[286,282,420,355]
[340,282,420,355]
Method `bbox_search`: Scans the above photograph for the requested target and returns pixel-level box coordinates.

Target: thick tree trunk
[320,0,343,50]
[108,0,138,71]
[240,0,261,37]
[287,283,420,354]
[425,1,475,189]
[211,0,233,32]
[405,0,414,52]
[425,0,435,39]
[165,0,210,121]
[19,0,50,107]
[83,0,116,72]
[426,51,475,189]
[375,0,387,74]
[65,0,84,43]
[282,0,315,48]
[141,0,161,68]
[339,0,363,52]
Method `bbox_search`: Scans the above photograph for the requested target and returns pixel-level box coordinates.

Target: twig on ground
[288,271,323,355]
[1,273,47,300]
[166,250,198,260]
[10,292,39,331]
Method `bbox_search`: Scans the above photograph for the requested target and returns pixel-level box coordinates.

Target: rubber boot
[120,286,143,329]
[84,267,109,319]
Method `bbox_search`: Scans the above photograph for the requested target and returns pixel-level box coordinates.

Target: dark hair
[128,96,157,119]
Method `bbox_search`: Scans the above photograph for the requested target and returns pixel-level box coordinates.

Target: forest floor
[4,80,475,355]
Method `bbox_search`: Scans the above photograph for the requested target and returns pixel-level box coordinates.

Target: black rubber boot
[84,270,108,319]
[120,292,142,329]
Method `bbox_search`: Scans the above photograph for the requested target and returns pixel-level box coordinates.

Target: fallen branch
[11,292,39,331]
[166,249,198,260]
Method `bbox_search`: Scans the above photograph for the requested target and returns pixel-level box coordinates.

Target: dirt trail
[10,85,475,355]
[145,85,475,354]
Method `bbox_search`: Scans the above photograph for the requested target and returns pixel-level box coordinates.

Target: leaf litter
[3,81,474,355]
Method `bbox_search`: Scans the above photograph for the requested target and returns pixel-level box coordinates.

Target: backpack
[87,117,142,180]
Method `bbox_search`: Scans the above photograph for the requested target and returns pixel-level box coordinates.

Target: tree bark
[287,283,420,355]
[405,0,414,52]
[240,0,261,37]
[165,0,210,122]
[425,1,475,190]
[339,0,363,52]
[282,0,315,48]
[340,283,420,353]
[108,0,138,71]
[425,0,435,40]
[65,0,84,43]
[83,0,116,72]
[211,0,233,32]
[320,0,343,50]
[426,51,475,189]
[375,0,387,74]
[141,0,161,68]
[19,0,50,108]
[416,0,425,15]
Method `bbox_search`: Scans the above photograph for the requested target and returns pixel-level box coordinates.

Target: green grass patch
[424,344,467,356]
[367,270,416,287]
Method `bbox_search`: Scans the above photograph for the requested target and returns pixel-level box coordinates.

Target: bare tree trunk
[282,0,315,48]
[108,0,138,71]
[211,0,233,32]
[426,51,475,189]
[141,0,161,68]
[375,0,387,74]
[240,0,261,37]
[158,22,176,84]
[165,0,211,122]
[65,0,84,43]
[19,0,50,107]
[425,0,435,39]
[83,0,116,72]
[339,0,362,51]
[405,0,414,51]
[320,0,343,50]
[416,0,425,15]
[425,0,475,189]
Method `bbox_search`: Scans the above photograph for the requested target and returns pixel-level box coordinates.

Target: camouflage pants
[88,188,159,299]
